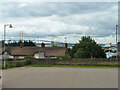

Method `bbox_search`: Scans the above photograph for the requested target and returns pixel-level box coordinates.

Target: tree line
[6,40,36,47]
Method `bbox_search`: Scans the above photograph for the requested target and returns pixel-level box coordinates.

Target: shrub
[15,62,21,67]
[24,56,34,65]
[2,60,32,69]
[6,58,13,61]
[59,54,71,59]
[109,55,120,58]
[24,60,31,65]
[3,61,13,69]
[24,56,34,61]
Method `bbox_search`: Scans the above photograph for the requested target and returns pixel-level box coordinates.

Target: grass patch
[25,64,120,68]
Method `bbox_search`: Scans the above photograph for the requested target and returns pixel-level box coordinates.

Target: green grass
[25,64,120,68]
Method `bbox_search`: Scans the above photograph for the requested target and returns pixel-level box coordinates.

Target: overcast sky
[0,2,118,44]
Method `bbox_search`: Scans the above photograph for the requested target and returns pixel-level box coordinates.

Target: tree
[6,40,36,47]
[109,55,120,58]
[68,36,106,58]
[104,50,113,53]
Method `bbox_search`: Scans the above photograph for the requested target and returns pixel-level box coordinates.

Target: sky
[0,2,118,44]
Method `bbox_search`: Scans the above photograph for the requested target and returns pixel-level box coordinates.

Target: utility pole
[116,25,118,58]
[3,24,13,68]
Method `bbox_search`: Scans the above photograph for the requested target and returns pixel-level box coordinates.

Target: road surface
[2,67,118,88]
[0,72,1,89]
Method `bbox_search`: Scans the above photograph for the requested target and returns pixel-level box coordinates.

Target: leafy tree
[68,36,106,58]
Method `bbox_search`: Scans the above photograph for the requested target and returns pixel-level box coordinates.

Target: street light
[116,25,118,58]
[4,24,13,68]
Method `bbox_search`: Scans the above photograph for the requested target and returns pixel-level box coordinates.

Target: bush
[24,60,31,65]
[24,56,34,61]
[6,58,13,61]
[59,54,71,59]
[6,62,12,68]
[2,60,32,69]
[15,62,21,67]
[109,55,120,58]
[24,56,34,65]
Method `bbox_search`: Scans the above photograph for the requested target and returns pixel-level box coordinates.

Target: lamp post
[116,25,118,58]
[4,24,13,68]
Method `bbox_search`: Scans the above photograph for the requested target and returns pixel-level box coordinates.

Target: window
[34,52,45,59]
[19,56,24,59]
[0,55,2,59]
[35,55,39,59]
[9,56,14,59]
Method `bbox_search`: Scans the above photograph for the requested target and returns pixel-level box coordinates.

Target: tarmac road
[2,67,118,88]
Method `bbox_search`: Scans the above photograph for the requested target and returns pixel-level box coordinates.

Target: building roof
[0,46,67,56]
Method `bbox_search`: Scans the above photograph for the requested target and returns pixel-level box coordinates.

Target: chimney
[41,42,45,48]
[65,43,68,48]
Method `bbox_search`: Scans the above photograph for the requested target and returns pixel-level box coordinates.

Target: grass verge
[25,64,120,68]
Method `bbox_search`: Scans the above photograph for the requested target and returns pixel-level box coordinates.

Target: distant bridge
[0,39,66,45]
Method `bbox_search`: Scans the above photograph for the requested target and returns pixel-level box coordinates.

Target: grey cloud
[2,2,117,18]
[0,2,118,43]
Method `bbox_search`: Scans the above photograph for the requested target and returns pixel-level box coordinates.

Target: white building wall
[105,52,117,58]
